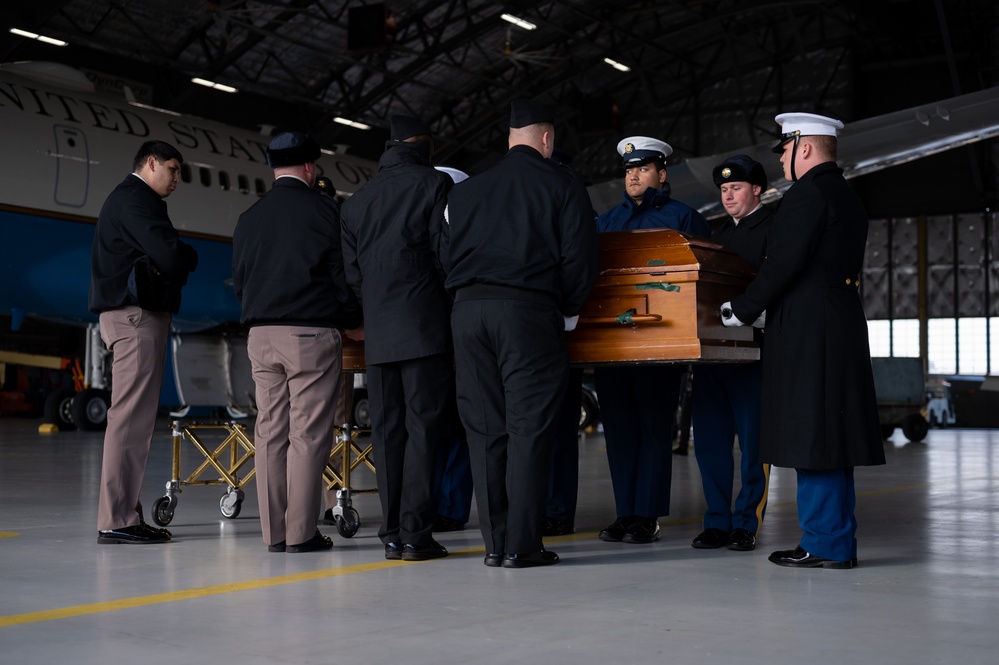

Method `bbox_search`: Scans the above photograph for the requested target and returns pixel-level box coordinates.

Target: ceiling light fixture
[191,77,238,93]
[603,58,631,72]
[501,14,537,31]
[333,116,372,131]
[9,28,68,47]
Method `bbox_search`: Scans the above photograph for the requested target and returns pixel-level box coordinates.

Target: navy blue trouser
[691,363,769,534]
[434,435,473,522]
[546,367,582,525]
[797,467,857,562]
[594,365,681,519]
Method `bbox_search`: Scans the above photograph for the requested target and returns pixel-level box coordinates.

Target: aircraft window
[181,163,192,183]
[219,171,230,191]
[255,178,266,196]
[238,175,249,194]
[199,167,211,187]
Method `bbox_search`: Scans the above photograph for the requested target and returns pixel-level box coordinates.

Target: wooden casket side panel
[567,229,759,365]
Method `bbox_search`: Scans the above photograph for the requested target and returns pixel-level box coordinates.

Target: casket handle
[578,313,663,325]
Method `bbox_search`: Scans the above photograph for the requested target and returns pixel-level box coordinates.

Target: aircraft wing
[588,84,999,219]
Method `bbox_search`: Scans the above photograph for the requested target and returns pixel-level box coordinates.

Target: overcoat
[730,162,885,470]
[340,142,454,364]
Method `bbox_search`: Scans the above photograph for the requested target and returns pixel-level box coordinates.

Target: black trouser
[368,353,451,547]
[451,298,567,555]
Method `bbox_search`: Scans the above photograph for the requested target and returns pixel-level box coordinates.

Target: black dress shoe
[402,539,448,561]
[268,541,286,552]
[599,516,635,542]
[286,530,334,553]
[384,542,403,560]
[768,546,854,569]
[691,528,729,549]
[726,528,756,551]
[433,515,467,533]
[98,524,170,544]
[623,518,661,544]
[542,517,574,537]
[483,553,503,567]
[501,549,560,568]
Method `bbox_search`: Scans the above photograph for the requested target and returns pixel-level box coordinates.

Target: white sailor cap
[435,166,469,184]
[617,136,673,167]
[772,112,845,153]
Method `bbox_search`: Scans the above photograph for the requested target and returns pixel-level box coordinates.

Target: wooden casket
[338,228,759,371]
[568,228,758,365]
[341,337,367,372]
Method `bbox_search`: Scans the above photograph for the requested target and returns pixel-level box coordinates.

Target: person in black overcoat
[340,115,455,562]
[722,113,885,569]
[690,155,773,553]
[440,100,600,568]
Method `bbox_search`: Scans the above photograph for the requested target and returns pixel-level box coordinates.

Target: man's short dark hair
[806,135,838,161]
[132,140,184,171]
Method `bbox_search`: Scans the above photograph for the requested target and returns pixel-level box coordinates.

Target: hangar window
[254,178,266,196]
[219,171,230,191]
[864,213,999,376]
[238,175,249,194]
[199,167,211,187]
[181,163,192,183]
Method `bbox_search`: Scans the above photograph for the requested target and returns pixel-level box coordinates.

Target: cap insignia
[721,167,732,178]
[624,143,635,153]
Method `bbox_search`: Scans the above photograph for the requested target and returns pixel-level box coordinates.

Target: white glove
[564,315,579,331]
[752,310,766,328]
[720,302,745,327]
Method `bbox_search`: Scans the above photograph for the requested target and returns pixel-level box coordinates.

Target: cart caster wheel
[152,496,176,526]
[220,490,243,519]
[336,507,360,538]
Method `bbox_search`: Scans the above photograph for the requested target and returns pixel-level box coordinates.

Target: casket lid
[598,228,752,277]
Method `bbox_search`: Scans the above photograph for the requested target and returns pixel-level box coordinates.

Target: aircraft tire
[44,388,77,431]
[71,388,110,431]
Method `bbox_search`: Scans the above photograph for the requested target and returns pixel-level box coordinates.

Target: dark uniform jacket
[441,145,599,315]
[730,162,884,470]
[232,176,361,329]
[597,185,710,236]
[339,142,453,365]
[712,204,773,269]
[713,204,774,346]
[89,174,198,314]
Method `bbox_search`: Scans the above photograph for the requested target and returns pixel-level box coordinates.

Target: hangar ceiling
[1,0,997,190]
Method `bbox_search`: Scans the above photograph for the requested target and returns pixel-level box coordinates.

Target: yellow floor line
[0,546,485,628]
[0,481,932,628]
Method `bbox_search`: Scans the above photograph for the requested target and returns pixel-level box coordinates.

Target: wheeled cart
[322,424,377,538]
[151,421,257,526]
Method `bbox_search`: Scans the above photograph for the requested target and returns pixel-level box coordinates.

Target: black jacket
[712,204,773,270]
[339,141,453,364]
[232,176,361,329]
[731,162,884,470]
[440,145,600,315]
[89,174,198,314]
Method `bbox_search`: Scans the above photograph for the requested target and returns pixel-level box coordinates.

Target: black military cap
[390,115,431,141]
[712,154,768,189]
[510,99,554,128]
[266,131,321,167]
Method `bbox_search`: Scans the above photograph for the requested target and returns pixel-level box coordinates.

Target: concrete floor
[1,416,997,664]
